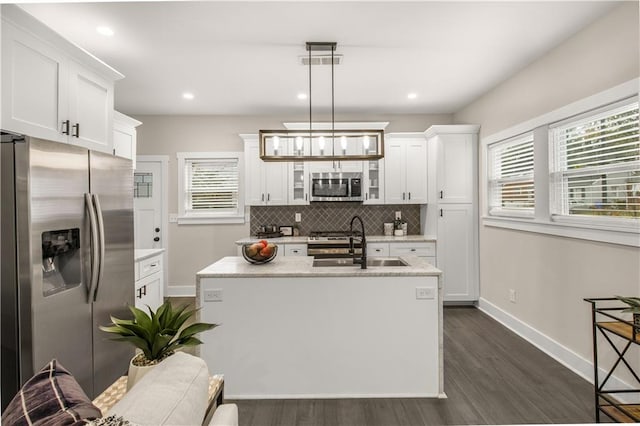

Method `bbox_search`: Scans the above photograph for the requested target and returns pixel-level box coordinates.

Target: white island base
[197,256,442,399]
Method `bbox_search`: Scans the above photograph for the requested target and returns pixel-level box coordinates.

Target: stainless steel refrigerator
[1,133,134,409]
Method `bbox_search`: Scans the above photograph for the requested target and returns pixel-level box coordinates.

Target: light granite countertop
[134,248,165,262]
[235,235,436,245]
[197,255,441,278]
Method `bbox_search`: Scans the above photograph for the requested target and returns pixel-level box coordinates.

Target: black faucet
[349,215,367,269]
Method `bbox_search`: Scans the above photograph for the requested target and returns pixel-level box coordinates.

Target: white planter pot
[127,357,161,390]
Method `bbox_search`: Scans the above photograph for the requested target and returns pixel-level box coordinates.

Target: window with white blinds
[185,158,239,214]
[550,99,640,220]
[488,133,535,216]
[177,152,244,224]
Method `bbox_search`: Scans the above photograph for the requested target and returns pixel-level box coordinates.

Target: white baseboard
[226,392,439,400]
[477,297,634,402]
[166,284,196,298]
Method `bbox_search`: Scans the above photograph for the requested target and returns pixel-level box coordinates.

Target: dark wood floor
[230,307,596,425]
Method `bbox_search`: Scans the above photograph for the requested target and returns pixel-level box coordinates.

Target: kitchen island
[196,256,443,399]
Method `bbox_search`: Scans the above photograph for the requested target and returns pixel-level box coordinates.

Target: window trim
[481,78,639,247]
[487,132,535,218]
[176,151,245,225]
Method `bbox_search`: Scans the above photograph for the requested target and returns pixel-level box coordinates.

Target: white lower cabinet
[369,241,436,266]
[367,243,390,257]
[283,244,308,256]
[134,254,164,312]
[436,204,476,302]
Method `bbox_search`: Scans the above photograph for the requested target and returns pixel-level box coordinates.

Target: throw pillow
[2,359,102,425]
[87,415,135,426]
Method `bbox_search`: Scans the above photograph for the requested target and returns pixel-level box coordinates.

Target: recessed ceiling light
[297,93,308,100]
[96,26,114,37]
[182,92,195,100]
[408,93,418,100]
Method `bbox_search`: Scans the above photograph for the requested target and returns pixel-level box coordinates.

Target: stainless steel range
[307,231,362,258]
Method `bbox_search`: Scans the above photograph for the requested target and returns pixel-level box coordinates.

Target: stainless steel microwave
[310,172,363,202]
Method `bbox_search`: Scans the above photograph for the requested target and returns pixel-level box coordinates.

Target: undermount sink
[366,257,409,267]
[312,257,409,268]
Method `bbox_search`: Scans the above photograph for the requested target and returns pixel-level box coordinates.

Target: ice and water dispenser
[41,229,81,296]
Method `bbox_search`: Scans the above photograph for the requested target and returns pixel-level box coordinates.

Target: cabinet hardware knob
[408,192,411,200]
[440,209,443,217]
[155,228,160,233]
[62,120,70,135]
[366,193,368,200]
[153,237,160,242]
[411,248,416,252]
[261,193,264,202]
[142,285,147,296]
[439,190,443,199]
[267,193,270,201]
[403,192,406,200]
[72,123,80,138]
[305,193,308,201]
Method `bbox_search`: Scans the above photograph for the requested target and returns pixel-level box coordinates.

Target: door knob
[153,237,160,242]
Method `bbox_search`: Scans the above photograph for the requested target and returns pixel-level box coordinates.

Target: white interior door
[134,161,163,249]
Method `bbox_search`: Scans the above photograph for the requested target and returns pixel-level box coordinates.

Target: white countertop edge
[235,235,437,245]
[196,256,442,279]
[134,248,165,262]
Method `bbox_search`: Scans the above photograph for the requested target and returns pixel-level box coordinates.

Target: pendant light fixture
[259,42,384,162]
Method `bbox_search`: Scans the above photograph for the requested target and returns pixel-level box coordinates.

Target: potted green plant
[615,296,640,333]
[100,301,218,389]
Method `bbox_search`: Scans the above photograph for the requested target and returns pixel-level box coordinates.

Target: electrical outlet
[169,214,178,223]
[416,287,435,300]
[509,289,516,303]
[204,289,223,302]
[395,211,401,220]
[295,212,301,222]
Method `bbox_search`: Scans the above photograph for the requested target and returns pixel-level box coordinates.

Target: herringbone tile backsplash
[250,204,421,236]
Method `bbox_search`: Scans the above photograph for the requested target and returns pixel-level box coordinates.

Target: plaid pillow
[2,359,102,425]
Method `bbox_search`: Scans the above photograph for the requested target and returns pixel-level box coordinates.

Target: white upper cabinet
[289,161,310,205]
[113,111,142,165]
[432,132,475,204]
[1,6,122,153]
[384,134,428,204]
[243,136,288,206]
[2,20,67,142]
[363,159,384,204]
[68,61,115,152]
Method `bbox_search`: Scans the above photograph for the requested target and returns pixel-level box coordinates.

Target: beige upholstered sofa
[108,352,238,426]
[2,352,238,426]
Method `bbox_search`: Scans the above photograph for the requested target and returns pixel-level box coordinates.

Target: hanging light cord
[331,46,335,146]
[308,46,312,142]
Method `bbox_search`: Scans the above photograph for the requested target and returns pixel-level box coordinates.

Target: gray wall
[136,113,452,292]
[454,2,639,378]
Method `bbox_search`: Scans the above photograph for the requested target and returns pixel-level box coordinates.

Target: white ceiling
[19,1,618,117]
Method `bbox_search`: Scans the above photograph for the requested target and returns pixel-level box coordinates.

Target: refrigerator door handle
[85,193,100,303]
[92,194,106,302]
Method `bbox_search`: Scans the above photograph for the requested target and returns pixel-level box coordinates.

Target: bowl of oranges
[242,240,278,264]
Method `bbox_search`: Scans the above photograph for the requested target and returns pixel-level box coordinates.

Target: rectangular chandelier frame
[259,129,384,162]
